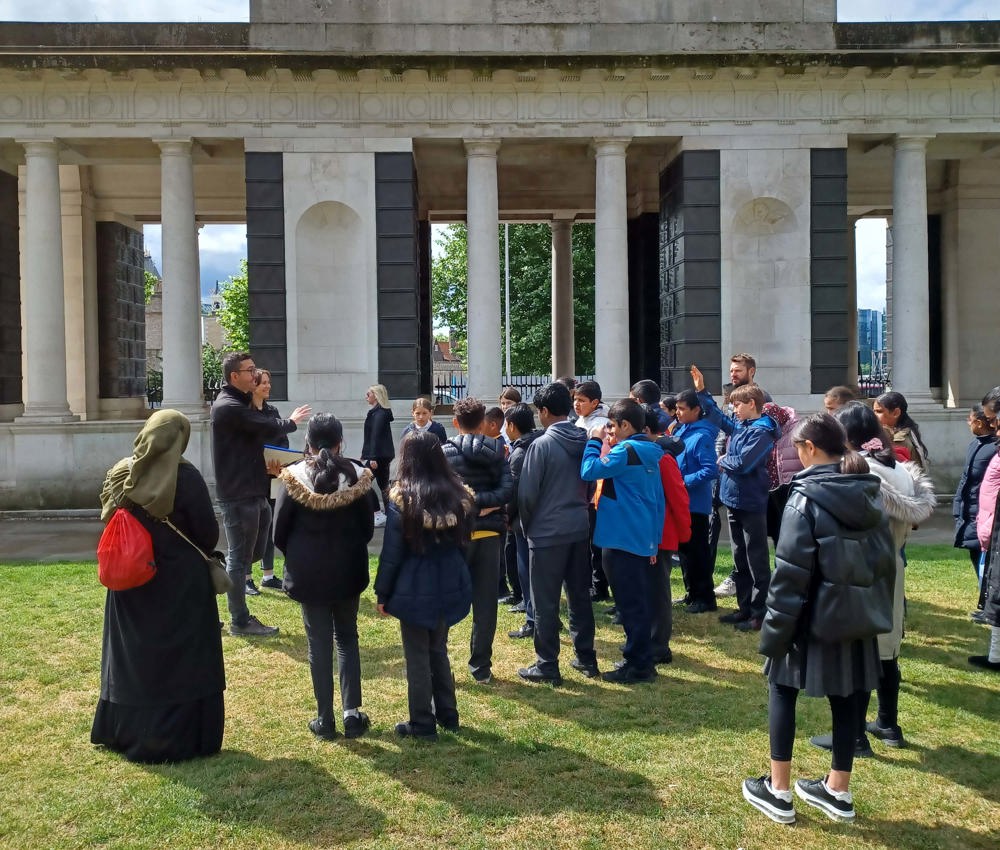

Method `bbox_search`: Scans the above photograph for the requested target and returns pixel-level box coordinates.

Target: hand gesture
[589,424,607,441]
[377,602,388,617]
[690,364,705,393]
[265,459,283,476]
[290,404,312,423]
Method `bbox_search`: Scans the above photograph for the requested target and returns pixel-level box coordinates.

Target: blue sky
[5,1,988,307]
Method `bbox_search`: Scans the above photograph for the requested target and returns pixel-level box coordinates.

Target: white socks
[344,708,360,720]
[823,778,852,803]
[766,779,792,801]
[989,626,1000,663]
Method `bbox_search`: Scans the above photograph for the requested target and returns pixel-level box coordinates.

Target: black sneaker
[794,776,856,822]
[498,593,516,605]
[260,575,284,590]
[343,712,371,739]
[517,664,563,686]
[508,623,534,639]
[471,669,492,684]
[968,654,1000,671]
[602,663,657,684]
[652,649,673,665]
[866,719,905,747]
[742,775,795,824]
[570,657,600,678]
[734,617,762,632]
[508,600,527,614]
[395,721,438,741]
[718,610,750,624]
[230,615,279,637]
[685,600,717,614]
[245,579,261,596]
[809,733,873,759]
[308,718,337,740]
[437,715,460,733]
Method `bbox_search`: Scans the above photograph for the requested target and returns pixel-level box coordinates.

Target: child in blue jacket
[691,365,780,632]
[581,398,665,683]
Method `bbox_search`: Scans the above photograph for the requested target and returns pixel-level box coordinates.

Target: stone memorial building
[0,0,997,505]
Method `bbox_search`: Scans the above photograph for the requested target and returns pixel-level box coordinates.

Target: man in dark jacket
[504,403,544,640]
[517,382,597,685]
[442,397,513,683]
[212,351,310,637]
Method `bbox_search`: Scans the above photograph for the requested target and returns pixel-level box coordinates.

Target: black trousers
[588,504,609,597]
[529,538,596,675]
[604,548,653,672]
[300,597,362,726]
[679,512,714,606]
[369,458,392,512]
[649,551,673,657]
[466,534,502,679]
[729,508,771,620]
[769,682,863,773]
[400,618,458,732]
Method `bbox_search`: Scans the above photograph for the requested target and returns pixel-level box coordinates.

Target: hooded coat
[507,427,545,537]
[674,417,720,516]
[274,460,375,604]
[517,421,590,547]
[442,433,513,535]
[953,434,997,551]
[373,486,474,629]
[760,463,897,698]
[362,404,395,460]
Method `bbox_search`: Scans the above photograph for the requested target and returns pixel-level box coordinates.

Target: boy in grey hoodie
[516,382,598,685]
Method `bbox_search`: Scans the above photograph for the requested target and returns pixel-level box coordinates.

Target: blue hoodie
[674,417,720,516]
[697,390,780,513]
[581,435,665,557]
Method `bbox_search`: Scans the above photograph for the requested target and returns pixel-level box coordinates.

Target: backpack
[97,507,156,591]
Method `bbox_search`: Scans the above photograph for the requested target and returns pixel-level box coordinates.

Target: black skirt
[91,693,224,764]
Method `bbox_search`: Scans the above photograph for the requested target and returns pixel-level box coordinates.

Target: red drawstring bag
[97,508,156,590]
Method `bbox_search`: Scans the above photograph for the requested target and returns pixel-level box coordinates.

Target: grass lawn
[0,545,997,849]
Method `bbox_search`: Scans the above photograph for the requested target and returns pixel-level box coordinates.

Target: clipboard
[263,444,303,467]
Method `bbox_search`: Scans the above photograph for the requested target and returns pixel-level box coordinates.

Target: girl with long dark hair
[874,391,929,468]
[274,413,375,740]
[742,413,896,825]
[374,430,474,740]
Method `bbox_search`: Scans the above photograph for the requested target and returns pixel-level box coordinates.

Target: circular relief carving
[971,90,992,113]
[229,95,249,117]
[316,95,339,118]
[136,96,159,119]
[624,94,644,118]
[407,97,428,118]
[450,94,472,118]
[537,94,559,116]
[754,93,777,114]
[361,95,384,117]
[272,95,295,117]
[0,95,22,117]
[181,95,205,117]
[46,96,68,117]
[89,95,113,117]
[884,93,907,115]
[494,94,515,117]
[581,95,603,117]
[733,197,796,237]
[667,95,689,116]
[926,91,948,114]
[711,94,733,116]
[840,93,863,114]
[797,93,819,115]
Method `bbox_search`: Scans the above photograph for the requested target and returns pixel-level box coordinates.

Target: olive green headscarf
[100,409,192,522]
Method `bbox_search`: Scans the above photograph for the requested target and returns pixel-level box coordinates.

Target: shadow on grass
[146,751,385,844]
[856,817,997,849]
[354,725,661,817]
[903,742,1000,803]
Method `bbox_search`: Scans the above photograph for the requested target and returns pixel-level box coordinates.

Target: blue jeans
[515,531,533,627]
[604,548,653,672]
[220,496,271,627]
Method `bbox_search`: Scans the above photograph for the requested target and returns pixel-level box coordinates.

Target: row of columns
[16,138,205,422]
[463,138,632,401]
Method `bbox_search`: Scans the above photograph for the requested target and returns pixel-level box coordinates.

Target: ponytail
[304,413,358,494]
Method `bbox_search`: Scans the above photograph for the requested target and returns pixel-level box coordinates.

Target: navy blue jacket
[953,435,998,550]
[698,390,779,513]
[374,502,472,630]
[442,433,513,535]
[362,404,395,460]
[581,434,665,558]
[401,421,448,444]
[674,418,720,516]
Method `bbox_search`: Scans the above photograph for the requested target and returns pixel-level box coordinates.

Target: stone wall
[0,170,19,409]
[96,222,146,400]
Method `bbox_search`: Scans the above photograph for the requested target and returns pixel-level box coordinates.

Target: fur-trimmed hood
[388,482,475,531]
[866,457,937,526]
[278,460,373,511]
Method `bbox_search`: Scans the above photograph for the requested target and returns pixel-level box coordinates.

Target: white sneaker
[373,511,387,527]
[714,576,737,597]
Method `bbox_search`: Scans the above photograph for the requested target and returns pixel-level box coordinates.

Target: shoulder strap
[161,516,210,563]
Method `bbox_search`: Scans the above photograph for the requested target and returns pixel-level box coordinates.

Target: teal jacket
[581,435,665,557]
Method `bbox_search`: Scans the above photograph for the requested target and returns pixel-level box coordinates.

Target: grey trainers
[714,576,737,597]
[742,775,795,824]
[794,777,856,822]
[230,615,279,637]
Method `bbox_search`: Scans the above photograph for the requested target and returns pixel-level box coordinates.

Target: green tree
[143,269,158,304]
[202,343,222,386]
[430,223,595,375]
[216,259,249,352]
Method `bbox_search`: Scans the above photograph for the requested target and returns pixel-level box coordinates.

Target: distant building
[858,309,884,376]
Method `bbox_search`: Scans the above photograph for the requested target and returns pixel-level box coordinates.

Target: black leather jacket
[759,463,896,658]
[442,433,513,535]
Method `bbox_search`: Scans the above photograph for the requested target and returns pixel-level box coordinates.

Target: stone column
[846,216,859,381]
[465,140,501,400]
[16,140,76,421]
[890,136,934,404]
[550,217,575,379]
[157,139,205,414]
[593,138,631,399]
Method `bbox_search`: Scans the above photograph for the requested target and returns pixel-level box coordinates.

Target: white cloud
[839,1,999,21]
[855,219,888,312]
[0,0,249,21]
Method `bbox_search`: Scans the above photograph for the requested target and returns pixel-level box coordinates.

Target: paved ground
[1,504,959,563]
